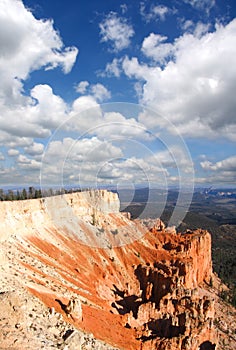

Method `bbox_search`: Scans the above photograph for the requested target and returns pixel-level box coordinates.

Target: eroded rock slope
[0,190,235,349]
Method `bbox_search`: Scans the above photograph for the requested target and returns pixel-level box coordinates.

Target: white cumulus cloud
[141,33,174,64]
[24,142,44,156]
[90,84,111,102]
[7,149,20,157]
[183,0,215,11]
[0,0,78,104]
[122,19,236,140]
[201,156,236,172]
[17,154,41,170]
[99,12,134,52]
[140,3,171,22]
[75,82,110,102]
[104,58,122,78]
[199,155,236,184]
[75,81,89,94]
[0,0,79,141]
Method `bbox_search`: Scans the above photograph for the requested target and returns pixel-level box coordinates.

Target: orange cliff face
[0,190,217,350]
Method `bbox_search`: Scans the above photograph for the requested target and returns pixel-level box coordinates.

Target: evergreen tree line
[0,187,84,201]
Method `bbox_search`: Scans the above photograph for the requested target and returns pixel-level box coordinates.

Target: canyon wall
[0,190,219,349]
[0,190,121,246]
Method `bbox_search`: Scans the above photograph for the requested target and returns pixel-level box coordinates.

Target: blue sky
[0,0,236,189]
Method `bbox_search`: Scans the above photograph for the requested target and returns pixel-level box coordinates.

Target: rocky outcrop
[0,287,119,350]
[0,190,143,248]
[0,190,234,349]
[109,229,216,350]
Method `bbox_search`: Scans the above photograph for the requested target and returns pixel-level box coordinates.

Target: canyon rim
[0,190,235,349]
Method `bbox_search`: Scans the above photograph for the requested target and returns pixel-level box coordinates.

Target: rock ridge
[0,190,234,349]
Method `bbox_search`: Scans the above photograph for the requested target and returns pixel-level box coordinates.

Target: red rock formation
[0,190,218,349]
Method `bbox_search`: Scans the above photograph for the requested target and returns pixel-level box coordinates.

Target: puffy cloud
[192,22,211,37]
[140,3,171,22]
[183,0,215,11]
[0,84,67,139]
[0,0,78,104]
[90,84,111,102]
[122,56,152,80]
[40,135,176,186]
[99,12,134,52]
[67,98,151,141]
[71,95,100,114]
[199,155,236,184]
[180,20,211,38]
[0,166,24,185]
[39,116,194,187]
[0,0,79,144]
[17,154,41,170]
[37,100,193,186]
[7,149,19,157]
[0,131,33,148]
[120,4,128,14]
[0,0,80,185]
[92,149,191,185]
[149,146,193,174]
[220,124,236,142]
[151,5,170,21]
[40,136,124,185]
[75,81,89,94]
[180,19,194,31]
[103,58,122,78]
[0,104,52,138]
[75,82,110,102]
[122,19,236,140]
[201,156,236,172]
[141,33,174,64]
[44,137,123,163]
[97,157,161,183]
[30,84,68,129]
[68,95,103,133]
[96,112,151,140]
[24,142,44,156]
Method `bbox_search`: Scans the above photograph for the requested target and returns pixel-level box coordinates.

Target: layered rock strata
[0,190,219,349]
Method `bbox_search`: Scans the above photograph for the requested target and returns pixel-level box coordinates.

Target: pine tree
[22,188,27,200]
